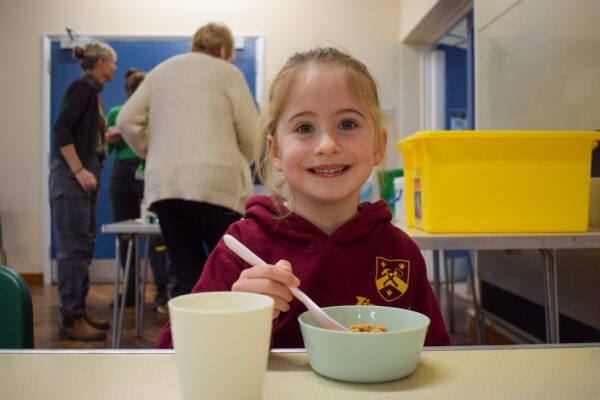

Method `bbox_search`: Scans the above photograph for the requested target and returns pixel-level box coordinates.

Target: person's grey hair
[72,41,116,71]
[191,22,234,60]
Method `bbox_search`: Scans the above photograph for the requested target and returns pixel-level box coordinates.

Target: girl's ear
[373,128,388,166]
[267,135,283,171]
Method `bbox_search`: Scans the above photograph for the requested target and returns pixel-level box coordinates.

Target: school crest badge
[375,257,409,302]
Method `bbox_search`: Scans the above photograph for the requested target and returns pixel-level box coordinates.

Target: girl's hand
[75,168,98,192]
[231,259,300,319]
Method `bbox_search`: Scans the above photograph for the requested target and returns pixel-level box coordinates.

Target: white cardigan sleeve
[117,80,151,158]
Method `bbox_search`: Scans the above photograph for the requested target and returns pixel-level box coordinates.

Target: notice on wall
[450,109,467,130]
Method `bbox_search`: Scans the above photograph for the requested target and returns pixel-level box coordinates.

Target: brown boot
[83,312,111,330]
[59,317,107,342]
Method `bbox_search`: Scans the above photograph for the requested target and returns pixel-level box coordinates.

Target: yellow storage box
[395,131,600,233]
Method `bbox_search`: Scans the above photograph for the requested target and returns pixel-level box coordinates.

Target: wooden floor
[31,283,169,349]
[30,283,513,349]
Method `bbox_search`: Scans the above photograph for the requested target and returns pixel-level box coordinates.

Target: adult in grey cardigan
[118,22,258,296]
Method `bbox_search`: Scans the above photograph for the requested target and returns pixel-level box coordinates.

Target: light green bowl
[298,306,430,383]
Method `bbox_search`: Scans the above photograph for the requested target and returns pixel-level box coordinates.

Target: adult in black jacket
[49,42,116,342]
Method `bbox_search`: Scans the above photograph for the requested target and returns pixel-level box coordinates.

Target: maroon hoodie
[157,195,450,348]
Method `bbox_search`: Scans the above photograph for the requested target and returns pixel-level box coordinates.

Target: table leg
[117,238,134,348]
[433,250,441,301]
[111,237,121,349]
[442,251,450,330]
[445,251,455,333]
[135,235,142,338]
[138,235,151,338]
[466,251,486,345]
[540,249,560,343]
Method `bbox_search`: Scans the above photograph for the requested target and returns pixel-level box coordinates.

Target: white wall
[399,0,439,42]
[475,0,600,130]
[0,0,402,274]
[474,0,600,332]
[395,0,471,166]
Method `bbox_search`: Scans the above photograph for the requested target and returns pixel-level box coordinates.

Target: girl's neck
[289,194,360,235]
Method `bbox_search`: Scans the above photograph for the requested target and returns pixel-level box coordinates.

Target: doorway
[42,34,264,283]
[428,12,474,131]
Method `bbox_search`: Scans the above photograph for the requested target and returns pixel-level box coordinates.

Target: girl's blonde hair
[191,22,234,61]
[254,47,386,203]
[73,41,116,71]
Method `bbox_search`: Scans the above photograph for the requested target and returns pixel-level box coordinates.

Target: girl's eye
[339,119,358,130]
[295,123,314,134]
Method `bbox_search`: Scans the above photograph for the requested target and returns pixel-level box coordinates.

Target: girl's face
[268,65,385,212]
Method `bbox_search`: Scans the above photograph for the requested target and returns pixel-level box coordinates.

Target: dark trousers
[108,159,168,289]
[153,199,242,297]
[49,158,101,319]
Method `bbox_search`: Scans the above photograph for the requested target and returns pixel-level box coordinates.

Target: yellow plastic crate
[395,131,600,233]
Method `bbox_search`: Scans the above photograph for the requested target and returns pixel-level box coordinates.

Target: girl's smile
[306,163,351,177]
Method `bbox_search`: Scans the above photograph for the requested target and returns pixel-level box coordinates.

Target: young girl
[158,47,450,348]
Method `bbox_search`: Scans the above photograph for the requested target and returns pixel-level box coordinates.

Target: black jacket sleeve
[54,79,96,149]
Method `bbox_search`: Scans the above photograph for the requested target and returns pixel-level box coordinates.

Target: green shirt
[106,105,138,162]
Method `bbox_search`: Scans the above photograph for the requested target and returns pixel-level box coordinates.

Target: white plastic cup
[169,292,274,400]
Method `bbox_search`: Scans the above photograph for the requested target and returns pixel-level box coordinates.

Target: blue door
[50,38,257,261]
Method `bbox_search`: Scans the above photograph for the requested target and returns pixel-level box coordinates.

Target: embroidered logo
[355,296,372,305]
[375,257,409,302]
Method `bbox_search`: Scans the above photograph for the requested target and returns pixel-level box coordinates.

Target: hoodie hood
[243,195,392,247]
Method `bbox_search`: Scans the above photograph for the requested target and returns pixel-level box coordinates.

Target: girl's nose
[314,130,341,155]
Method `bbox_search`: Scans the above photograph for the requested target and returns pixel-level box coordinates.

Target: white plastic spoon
[223,234,348,332]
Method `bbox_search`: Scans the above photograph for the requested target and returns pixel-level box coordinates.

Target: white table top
[101,219,161,235]
[1,345,598,399]
[101,219,600,249]
[395,222,600,250]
